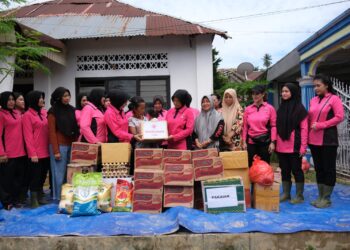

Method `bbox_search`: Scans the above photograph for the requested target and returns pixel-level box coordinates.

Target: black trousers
[247,143,271,167]
[309,145,338,186]
[278,153,304,183]
[0,156,27,204]
[29,157,50,192]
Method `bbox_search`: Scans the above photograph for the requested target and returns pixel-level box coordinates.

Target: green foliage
[262,53,272,69]
[218,80,268,107]
[213,48,229,90]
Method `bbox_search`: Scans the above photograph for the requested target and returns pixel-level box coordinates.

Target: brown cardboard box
[134,169,164,193]
[274,168,282,184]
[134,149,163,170]
[254,183,280,197]
[164,164,194,186]
[67,163,96,184]
[253,182,280,212]
[191,149,218,160]
[219,151,249,169]
[193,157,224,181]
[223,169,250,190]
[101,143,131,164]
[163,150,192,166]
[133,191,163,214]
[163,186,194,208]
[71,142,101,165]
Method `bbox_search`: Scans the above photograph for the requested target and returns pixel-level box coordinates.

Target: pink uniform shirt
[104,105,133,142]
[22,108,49,159]
[0,109,26,158]
[80,102,107,143]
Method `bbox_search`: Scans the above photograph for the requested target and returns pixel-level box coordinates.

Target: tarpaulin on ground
[0,184,349,236]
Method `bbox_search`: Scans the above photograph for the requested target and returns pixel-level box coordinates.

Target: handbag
[251,133,271,145]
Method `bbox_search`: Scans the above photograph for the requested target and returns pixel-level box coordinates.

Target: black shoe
[3,203,13,210]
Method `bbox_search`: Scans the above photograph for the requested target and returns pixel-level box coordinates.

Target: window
[76,76,170,109]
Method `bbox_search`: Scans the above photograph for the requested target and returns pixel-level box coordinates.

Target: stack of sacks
[219,151,251,208]
[133,149,164,213]
[191,149,223,210]
[67,142,100,184]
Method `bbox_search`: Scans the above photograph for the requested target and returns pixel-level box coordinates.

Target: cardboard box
[101,143,131,164]
[274,168,282,184]
[253,182,280,212]
[223,168,250,190]
[134,169,164,193]
[220,151,249,169]
[67,163,96,184]
[193,157,224,181]
[202,177,246,213]
[163,186,194,208]
[191,148,218,160]
[134,149,163,170]
[133,191,163,214]
[162,150,192,165]
[71,142,101,165]
[164,164,194,186]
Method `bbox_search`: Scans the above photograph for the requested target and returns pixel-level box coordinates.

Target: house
[1,0,228,108]
[218,68,264,83]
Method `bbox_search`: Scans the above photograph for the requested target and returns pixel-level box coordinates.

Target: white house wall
[34,35,214,109]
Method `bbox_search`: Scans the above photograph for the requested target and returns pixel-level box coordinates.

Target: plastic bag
[113,178,134,212]
[302,157,310,173]
[249,155,274,186]
[71,172,102,217]
[58,184,74,214]
[97,183,113,213]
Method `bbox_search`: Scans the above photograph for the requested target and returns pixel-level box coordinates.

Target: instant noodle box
[101,143,131,164]
[164,164,194,186]
[70,142,101,165]
[66,163,96,184]
[193,157,224,181]
[162,150,192,166]
[133,191,163,214]
[134,149,163,170]
[191,148,219,160]
[202,177,246,214]
[163,186,194,208]
[134,169,164,193]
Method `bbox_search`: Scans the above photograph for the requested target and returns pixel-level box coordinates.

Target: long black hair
[0,91,16,119]
[277,83,308,141]
[313,74,336,95]
[26,90,45,120]
[76,92,88,110]
[88,88,105,112]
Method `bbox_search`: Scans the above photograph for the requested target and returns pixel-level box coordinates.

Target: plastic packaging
[249,155,274,186]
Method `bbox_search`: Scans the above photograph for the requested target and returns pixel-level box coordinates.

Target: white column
[0,56,15,92]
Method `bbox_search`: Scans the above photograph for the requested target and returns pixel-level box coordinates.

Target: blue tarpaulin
[0,184,349,236]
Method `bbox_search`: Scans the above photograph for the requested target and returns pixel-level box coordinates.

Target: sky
[7,0,350,69]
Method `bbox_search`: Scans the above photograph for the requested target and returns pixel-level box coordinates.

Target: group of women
[0,74,344,210]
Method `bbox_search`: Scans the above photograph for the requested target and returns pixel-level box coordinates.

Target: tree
[262,53,272,69]
[212,48,229,91]
[0,0,58,85]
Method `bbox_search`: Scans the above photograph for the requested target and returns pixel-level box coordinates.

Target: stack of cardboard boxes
[220,151,251,208]
[133,149,164,213]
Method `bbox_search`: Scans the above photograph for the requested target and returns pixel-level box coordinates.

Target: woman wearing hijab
[105,90,143,143]
[166,90,195,150]
[221,89,244,151]
[308,75,344,208]
[48,87,78,201]
[242,85,277,167]
[276,83,308,204]
[80,88,107,144]
[75,92,88,127]
[193,95,224,150]
[0,92,27,210]
[23,91,50,208]
[152,95,168,121]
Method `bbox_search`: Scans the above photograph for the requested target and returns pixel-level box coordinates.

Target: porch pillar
[299,62,315,110]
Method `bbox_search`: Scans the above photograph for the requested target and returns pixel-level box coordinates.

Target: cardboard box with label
[134,169,164,193]
[191,148,219,160]
[134,149,163,170]
[71,142,101,165]
[202,177,246,213]
[193,157,224,181]
[163,186,194,208]
[162,150,192,166]
[253,182,280,212]
[133,191,163,214]
[141,120,168,141]
[164,164,194,186]
[101,143,131,164]
[67,163,96,184]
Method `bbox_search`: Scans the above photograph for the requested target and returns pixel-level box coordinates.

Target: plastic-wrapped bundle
[249,155,274,186]
[97,183,113,213]
[58,184,74,214]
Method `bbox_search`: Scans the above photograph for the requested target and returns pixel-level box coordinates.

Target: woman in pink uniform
[152,95,168,121]
[243,85,277,167]
[166,90,195,150]
[308,75,344,208]
[75,92,88,127]
[80,88,107,144]
[276,83,308,204]
[0,92,27,210]
[23,91,50,208]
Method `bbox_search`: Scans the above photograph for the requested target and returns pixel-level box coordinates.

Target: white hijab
[222,88,242,135]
